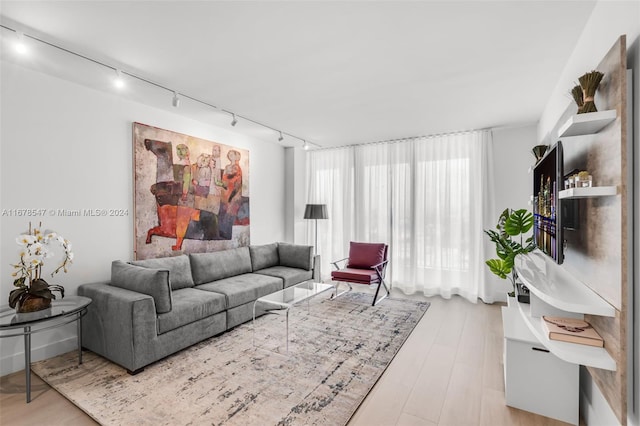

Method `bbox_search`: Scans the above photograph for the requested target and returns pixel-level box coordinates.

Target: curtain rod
[311,120,538,152]
[311,128,491,152]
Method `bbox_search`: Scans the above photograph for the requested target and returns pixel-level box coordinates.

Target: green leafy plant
[484,208,535,296]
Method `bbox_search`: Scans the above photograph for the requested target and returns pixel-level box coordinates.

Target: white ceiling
[0,1,596,148]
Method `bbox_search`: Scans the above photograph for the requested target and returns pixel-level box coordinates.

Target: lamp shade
[304,204,328,220]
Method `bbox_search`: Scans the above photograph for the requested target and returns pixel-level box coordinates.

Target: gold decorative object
[571,84,584,113]
[531,145,548,162]
[578,70,604,114]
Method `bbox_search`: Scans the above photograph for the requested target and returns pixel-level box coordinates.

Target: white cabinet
[501,250,617,424]
[502,307,579,425]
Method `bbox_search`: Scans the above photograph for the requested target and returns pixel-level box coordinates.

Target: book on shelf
[542,316,604,348]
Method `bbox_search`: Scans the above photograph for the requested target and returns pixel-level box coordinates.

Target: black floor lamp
[303,204,328,256]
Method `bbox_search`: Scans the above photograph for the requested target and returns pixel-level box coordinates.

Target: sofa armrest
[78,282,157,372]
[278,243,314,270]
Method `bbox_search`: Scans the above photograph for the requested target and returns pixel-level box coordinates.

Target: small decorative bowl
[532,145,548,162]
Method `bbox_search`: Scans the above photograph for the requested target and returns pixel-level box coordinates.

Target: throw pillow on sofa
[249,243,279,271]
[110,260,172,314]
[278,243,313,270]
[190,247,253,285]
[131,254,194,290]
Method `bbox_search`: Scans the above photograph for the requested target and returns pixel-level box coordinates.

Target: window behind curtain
[307,130,492,302]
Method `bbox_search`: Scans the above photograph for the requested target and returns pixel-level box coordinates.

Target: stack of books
[542,316,604,347]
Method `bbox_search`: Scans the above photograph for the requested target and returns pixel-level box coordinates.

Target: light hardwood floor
[0,293,571,426]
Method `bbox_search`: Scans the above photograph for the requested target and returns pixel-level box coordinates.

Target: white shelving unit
[513,251,616,371]
[558,186,617,199]
[557,109,616,138]
[515,301,615,370]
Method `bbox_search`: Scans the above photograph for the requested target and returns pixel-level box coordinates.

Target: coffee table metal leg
[286,308,290,353]
[77,312,83,365]
[252,301,257,348]
[24,326,31,403]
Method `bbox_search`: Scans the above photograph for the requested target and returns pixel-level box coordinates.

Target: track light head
[114,69,125,89]
[14,31,27,55]
[303,140,309,150]
[172,91,180,107]
[231,114,238,127]
[278,131,284,142]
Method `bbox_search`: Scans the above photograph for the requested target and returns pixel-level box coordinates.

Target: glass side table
[0,296,91,402]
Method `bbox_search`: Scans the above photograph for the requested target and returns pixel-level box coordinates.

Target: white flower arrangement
[9,222,73,309]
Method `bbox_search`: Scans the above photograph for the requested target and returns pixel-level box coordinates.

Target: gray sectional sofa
[78,243,318,373]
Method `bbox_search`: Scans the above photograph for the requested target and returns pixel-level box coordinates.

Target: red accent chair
[330,242,390,306]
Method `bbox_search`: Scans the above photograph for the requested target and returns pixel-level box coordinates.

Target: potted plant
[484,208,535,300]
[9,222,73,313]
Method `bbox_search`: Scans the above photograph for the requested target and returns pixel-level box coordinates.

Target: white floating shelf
[516,301,616,371]
[558,186,617,199]
[515,251,615,317]
[557,110,616,138]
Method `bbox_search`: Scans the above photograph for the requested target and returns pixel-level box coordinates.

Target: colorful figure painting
[133,123,250,260]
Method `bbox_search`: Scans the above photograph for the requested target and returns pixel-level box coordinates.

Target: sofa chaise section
[79,282,227,374]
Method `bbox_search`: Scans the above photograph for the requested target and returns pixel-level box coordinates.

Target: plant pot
[516,282,530,304]
[507,294,517,308]
[15,294,52,313]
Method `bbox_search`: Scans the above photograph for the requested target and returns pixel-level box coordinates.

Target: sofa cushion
[195,273,282,309]
[156,288,227,334]
[110,260,172,314]
[278,243,313,270]
[190,247,253,285]
[249,243,279,271]
[347,242,387,269]
[131,254,194,290]
[255,266,313,288]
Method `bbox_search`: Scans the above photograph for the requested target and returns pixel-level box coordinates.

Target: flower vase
[15,293,52,313]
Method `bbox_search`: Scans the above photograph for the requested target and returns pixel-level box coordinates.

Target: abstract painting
[133,122,249,260]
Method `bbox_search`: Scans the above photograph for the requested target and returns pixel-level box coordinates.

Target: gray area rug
[32,291,429,426]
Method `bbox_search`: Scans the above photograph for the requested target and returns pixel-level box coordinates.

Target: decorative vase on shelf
[578,70,604,114]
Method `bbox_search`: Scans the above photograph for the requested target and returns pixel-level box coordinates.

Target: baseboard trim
[0,336,78,377]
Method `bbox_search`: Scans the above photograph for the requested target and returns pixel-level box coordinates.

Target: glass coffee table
[253,281,334,353]
[0,296,91,402]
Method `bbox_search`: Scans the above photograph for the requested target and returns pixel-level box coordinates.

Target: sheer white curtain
[306,130,495,303]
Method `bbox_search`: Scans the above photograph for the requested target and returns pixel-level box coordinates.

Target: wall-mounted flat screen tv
[533,141,563,263]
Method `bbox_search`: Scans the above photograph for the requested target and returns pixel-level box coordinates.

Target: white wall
[536,2,640,424]
[485,124,538,302]
[0,61,287,376]
[285,146,309,246]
